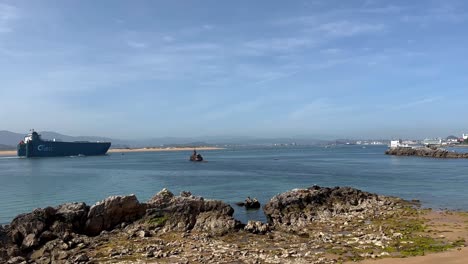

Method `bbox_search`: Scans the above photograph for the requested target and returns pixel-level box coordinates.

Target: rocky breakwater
[385,146,468,158]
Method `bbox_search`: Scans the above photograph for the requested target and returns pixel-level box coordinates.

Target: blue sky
[1,0,467,139]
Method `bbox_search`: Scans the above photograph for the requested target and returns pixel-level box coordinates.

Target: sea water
[1,145,467,224]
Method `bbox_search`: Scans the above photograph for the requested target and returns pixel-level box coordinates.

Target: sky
[1,0,467,139]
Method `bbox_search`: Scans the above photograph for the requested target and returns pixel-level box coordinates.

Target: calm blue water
[1,146,467,224]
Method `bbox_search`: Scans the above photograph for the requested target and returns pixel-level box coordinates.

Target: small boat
[189,150,204,162]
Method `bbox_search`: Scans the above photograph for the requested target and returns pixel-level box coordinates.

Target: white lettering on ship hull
[37,145,54,152]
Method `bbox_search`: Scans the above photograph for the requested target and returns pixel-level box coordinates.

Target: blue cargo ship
[17,130,111,157]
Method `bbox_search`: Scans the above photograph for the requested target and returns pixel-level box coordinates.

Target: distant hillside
[0,130,114,146]
[39,131,114,143]
[0,130,328,148]
[0,144,15,150]
[0,131,23,146]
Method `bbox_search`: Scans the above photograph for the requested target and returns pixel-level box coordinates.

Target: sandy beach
[353,210,468,264]
[108,146,224,153]
[0,147,224,157]
[0,150,16,156]
[357,248,468,264]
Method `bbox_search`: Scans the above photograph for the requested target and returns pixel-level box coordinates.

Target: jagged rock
[146,189,240,235]
[152,188,174,201]
[236,197,261,209]
[244,221,270,234]
[53,202,89,234]
[56,250,69,260]
[9,207,56,248]
[38,230,57,244]
[180,191,192,197]
[73,253,89,263]
[244,197,260,209]
[6,245,20,258]
[85,195,146,236]
[21,233,39,250]
[192,211,239,236]
[385,147,468,158]
[7,256,26,264]
[264,186,393,229]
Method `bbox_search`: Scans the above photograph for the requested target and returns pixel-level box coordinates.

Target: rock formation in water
[235,196,261,209]
[385,147,468,158]
[264,186,400,230]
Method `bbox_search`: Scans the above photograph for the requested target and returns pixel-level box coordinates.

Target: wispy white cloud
[401,5,468,25]
[126,40,148,49]
[318,21,385,37]
[275,5,403,26]
[162,35,174,42]
[242,37,315,55]
[320,48,342,55]
[0,3,18,33]
[202,24,214,30]
[391,97,442,110]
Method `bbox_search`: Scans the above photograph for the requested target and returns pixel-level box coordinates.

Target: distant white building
[423,138,442,145]
[390,140,401,148]
[463,134,468,140]
[390,140,410,148]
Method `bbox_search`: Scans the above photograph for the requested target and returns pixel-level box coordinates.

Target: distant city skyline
[1,0,468,139]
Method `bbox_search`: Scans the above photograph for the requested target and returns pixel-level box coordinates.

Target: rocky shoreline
[1,186,466,264]
[385,147,468,158]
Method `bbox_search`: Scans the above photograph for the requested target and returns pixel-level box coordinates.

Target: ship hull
[19,141,111,157]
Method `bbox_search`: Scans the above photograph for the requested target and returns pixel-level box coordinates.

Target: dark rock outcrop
[54,203,89,234]
[385,147,468,158]
[85,195,146,236]
[245,197,260,209]
[9,207,56,250]
[236,197,261,209]
[264,186,397,229]
[0,225,9,260]
[146,189,241,235]
[2,193,144,262]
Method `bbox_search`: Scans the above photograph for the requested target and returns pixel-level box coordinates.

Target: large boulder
[85,195,146,236]
[146,189,240,235]
[264,186,395,229]
[51,202,89,234]
[9,207,56,249]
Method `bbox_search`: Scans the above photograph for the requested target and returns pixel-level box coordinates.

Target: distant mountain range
[0,130,328,148]
[0,144,15,150]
